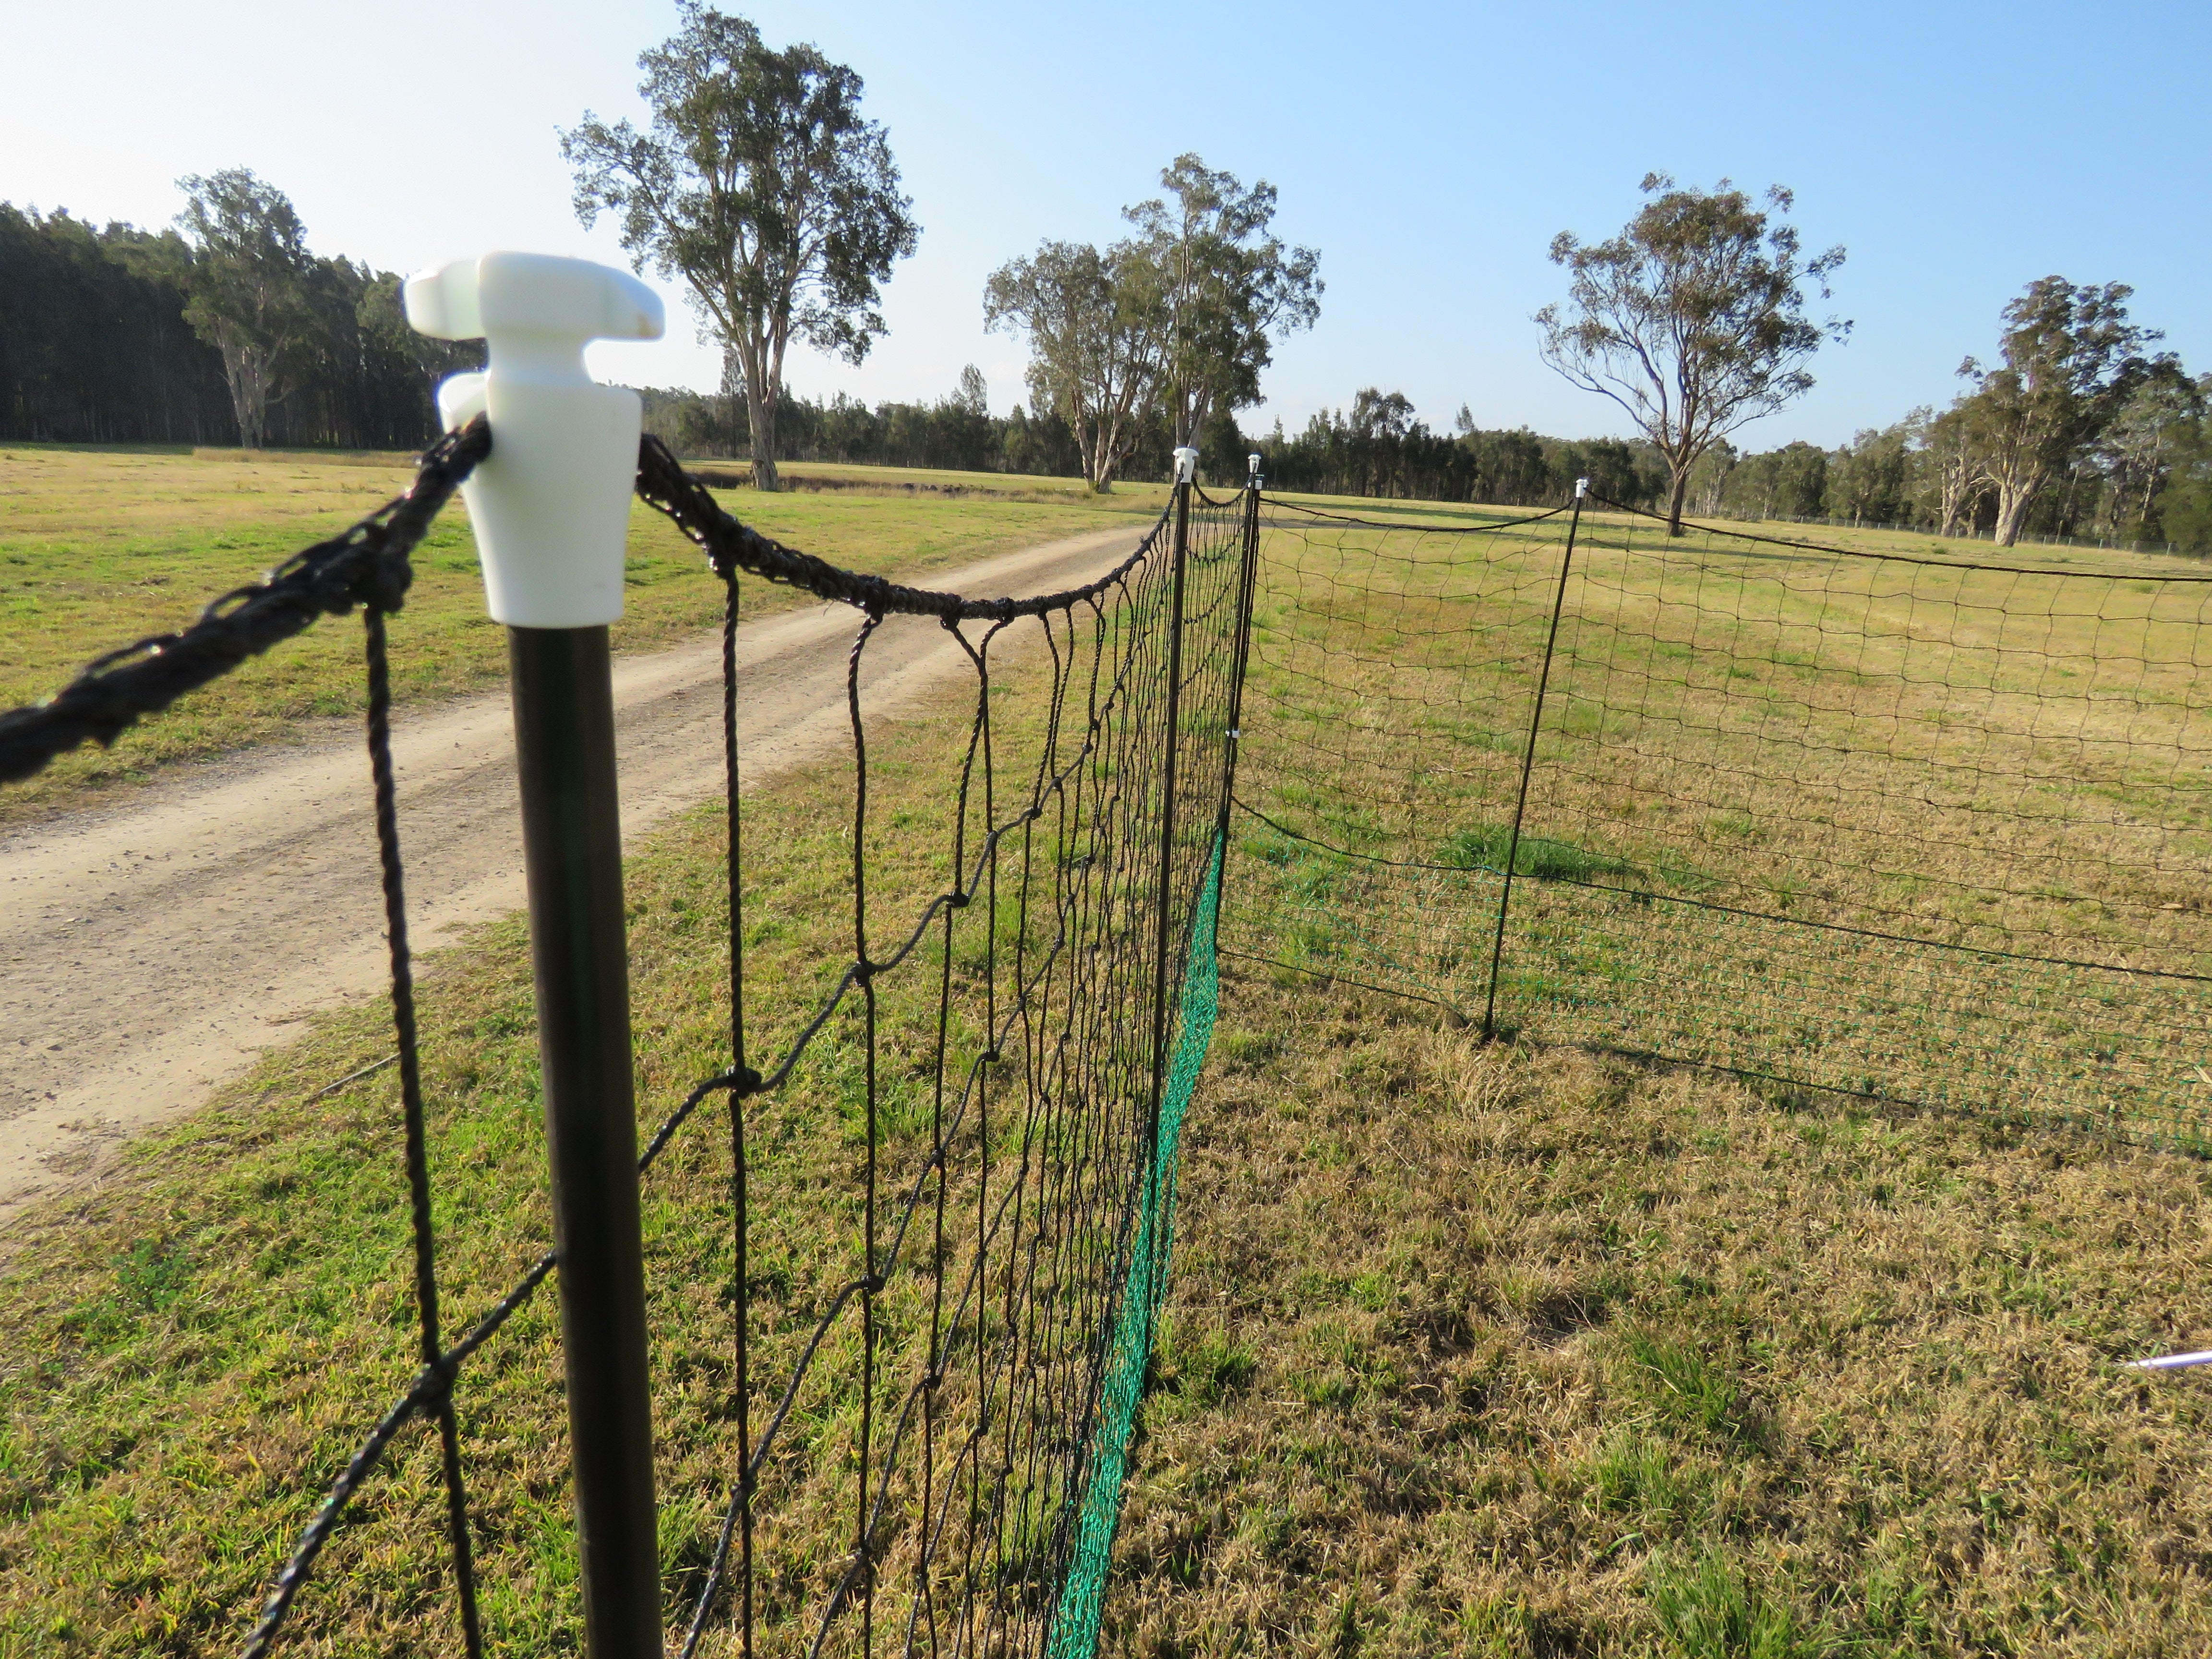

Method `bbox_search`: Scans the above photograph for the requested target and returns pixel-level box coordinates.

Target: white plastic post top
[404,252,665,629]
[1172,446,1199,486]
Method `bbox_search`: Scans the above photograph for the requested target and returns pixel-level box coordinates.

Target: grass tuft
[1644,1551,1840,1659]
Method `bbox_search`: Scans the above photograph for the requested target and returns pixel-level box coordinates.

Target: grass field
[0,445,1165,824]
[7,463,2212,1655]
[1226,501,2212,1144]
[7,622,2212,1656]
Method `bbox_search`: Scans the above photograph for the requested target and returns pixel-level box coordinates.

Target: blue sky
[5,0,2204,449]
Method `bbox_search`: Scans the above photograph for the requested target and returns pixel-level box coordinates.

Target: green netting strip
[1048,834,1223,1659]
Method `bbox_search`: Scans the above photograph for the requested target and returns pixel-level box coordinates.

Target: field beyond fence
[1226,496,2212,1148]
[6,453,2212,1657]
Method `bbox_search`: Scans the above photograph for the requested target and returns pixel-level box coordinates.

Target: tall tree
[1537,174,1846,534]
[563,2,918,491]
[2096,370,2203,541]
[954,363,989,416]
[175,169,316,449]
[1960,276,2165,546]
[1120,155,1321,451]
[1922,400,1988,537]
[984,240,1163,492]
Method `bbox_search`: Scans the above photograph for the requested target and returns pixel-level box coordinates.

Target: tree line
[9,6,2202,550]
[1532,176,2208,547]
[633,371,1673,509]
[1676,376,2212,549]
[1254,388,1667,508]
[0,183,473,449]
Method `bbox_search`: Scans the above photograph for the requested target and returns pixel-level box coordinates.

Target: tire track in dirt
[0,521,1144,1226]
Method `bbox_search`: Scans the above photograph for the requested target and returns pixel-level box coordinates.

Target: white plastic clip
[404,252,665,628]
[1173,446,1199,486]
[1574,476,1590,499]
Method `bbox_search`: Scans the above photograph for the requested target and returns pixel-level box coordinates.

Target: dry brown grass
[1106,967,2212,1657]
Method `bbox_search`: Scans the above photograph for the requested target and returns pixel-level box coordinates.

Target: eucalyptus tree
[954,363,989,417]
[1921,400,1988,536]
[563,3,918,491]
[1538,174,1846,533]
[174,169,316,449]
[983,239,1163,492]
[1960,276,2165,546]
[2097,370,2204,540]
[1121,154,1321,452]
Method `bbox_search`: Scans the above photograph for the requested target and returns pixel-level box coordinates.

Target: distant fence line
[1226,493,2212,1149]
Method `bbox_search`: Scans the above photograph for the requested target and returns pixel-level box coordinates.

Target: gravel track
[0,522,1142,1226]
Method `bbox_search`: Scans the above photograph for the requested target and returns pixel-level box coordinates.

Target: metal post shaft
[506,624,660,1658]
[1146,477,1195,1171]
[1481,490,1586,1043]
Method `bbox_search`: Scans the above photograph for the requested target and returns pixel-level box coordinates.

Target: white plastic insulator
[403,252,666,628]
[1575,476,1590,498]
[1173,446,1199,485]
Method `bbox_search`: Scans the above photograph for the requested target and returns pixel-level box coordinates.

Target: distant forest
[7,197,2207,549]
[637,380,1673,510]
[0,204,472,449]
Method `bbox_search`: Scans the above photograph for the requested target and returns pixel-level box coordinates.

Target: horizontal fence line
[1230,796,2212,986]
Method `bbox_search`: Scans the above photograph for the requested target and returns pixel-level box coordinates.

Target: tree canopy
[1121,155,1321,450]
[1538,174,1847,533]
[563,2,917,490]
[1958,277,2168,545]
[175,169,321,450]
[986,154,1318,492]
[984,240,1164,493]
[0,192,466,450]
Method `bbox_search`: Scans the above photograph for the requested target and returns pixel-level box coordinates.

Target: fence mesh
[17,437,2212,1651]
[0,441,1250,1656]
[637,451,1249,1657]
[1225,495,2212,1147]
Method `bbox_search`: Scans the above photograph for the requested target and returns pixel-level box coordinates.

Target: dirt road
[0,522,1143,1226]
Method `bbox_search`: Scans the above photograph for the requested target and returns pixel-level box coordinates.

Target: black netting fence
[13,437,2212,1653]
[1225,494,2212,1147]
[0,435,1253,1656]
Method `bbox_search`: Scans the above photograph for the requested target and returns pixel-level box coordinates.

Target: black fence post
[404,252,670,1658]
[1213,452,1266,898]
[1481,478,1588,1043]
[508,625,662,1658]
[1147,447,1199,1163]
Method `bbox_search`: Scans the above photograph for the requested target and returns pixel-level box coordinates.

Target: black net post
[1481,477,1587,1042]
[404,253,670,1658]
[1214,454,1266,897]
[1146,449,1199,1186]
[507,626,661,1657]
